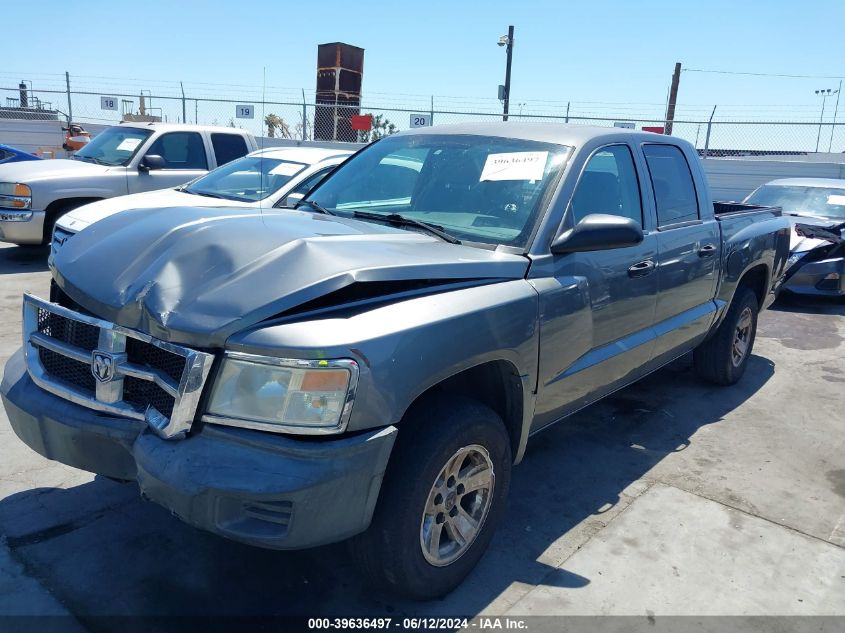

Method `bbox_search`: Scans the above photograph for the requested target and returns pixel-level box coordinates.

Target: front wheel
[351,395,512,600]
[694,287,759,385]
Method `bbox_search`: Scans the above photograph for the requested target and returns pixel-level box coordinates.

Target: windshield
[183,156,306,202]
[73,127,152,167]
[306,134,571,248]
[745,184,845,221]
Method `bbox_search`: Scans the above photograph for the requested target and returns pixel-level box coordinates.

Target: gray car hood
[785,213,845,253]
[51,207,529,347]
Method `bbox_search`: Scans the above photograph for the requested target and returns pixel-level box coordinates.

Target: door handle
[697,244,717,258]
[627,260,656,278]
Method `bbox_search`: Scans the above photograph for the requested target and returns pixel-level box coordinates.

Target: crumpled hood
[786,214,845,253]
[0,158,110,182]
[51,207,529,347]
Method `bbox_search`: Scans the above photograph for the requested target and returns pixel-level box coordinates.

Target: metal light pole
[498,26,514,122]
[815,88,838,152]
[829,80,842,152]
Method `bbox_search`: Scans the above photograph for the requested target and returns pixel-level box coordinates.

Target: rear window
[211,133,249,166]
[642,144,700,226]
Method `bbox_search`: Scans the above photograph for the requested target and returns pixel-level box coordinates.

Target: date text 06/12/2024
[307,617,528,630]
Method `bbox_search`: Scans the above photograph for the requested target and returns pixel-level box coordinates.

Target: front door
[533,144,658,429]
[130,131,210,193]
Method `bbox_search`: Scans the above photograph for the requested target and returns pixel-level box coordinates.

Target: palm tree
[265,113,282,138]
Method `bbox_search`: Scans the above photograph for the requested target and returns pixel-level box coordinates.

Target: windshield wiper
[351,211,461,244]
[295,198,335,215]
[185,189,229,200]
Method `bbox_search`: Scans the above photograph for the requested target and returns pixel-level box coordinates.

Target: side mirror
[551,213,644,254]
[139,155,165,172]
[277,192,304,208]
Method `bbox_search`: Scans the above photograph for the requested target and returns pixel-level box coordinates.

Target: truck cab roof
[114,121,254,135]
[394,122,670,147]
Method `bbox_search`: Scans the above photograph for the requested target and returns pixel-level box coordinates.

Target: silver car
[744,178,845,296]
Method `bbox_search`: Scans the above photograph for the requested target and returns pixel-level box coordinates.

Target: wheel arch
[735,263,769,309]
[399,359,530,465]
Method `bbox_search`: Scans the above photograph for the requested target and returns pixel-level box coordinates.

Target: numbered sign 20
[409,113,432,128]
[236,105,254,119]
[100,96,118,111]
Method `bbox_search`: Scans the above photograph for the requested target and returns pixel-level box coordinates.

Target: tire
[694,287,759,385]
[351,394,512,600]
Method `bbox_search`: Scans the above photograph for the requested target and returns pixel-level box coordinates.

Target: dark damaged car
[2,124,791,599]
[745,177,845,296]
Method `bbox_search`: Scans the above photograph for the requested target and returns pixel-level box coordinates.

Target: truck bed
[714,201,781,218]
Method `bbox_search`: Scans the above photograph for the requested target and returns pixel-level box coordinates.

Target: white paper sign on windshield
[827,194,845,206]
[268,163,304,177]
[480,151,548,181]
[116,138,142,152]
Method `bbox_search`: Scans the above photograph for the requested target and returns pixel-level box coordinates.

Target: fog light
[816,272,842,292]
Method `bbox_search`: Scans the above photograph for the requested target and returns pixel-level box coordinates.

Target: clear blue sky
[5,0,845,121]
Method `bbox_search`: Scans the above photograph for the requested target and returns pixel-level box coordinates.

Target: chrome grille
[23,293,214,439]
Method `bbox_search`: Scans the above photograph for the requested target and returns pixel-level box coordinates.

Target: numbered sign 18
[236,105,254,119]
[100,96,118,111]
[409,113,432,128]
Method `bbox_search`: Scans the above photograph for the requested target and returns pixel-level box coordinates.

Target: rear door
[130,131,210,193]
[210,133,250,167]
[643,143,720,361]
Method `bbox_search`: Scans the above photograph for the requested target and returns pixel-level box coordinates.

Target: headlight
[0,183,32,210]
[203,352,358,434]
[786,252,806,270]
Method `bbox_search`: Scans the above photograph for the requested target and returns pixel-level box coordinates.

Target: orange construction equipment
[62,124,91,152]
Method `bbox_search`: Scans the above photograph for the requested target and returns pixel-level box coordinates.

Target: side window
[287,168,333,198]
[570,145,642,225]
[211,133,248,166]
[642,144,699,226]
[146,132,208,170]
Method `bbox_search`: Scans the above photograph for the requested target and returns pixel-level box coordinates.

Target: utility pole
[703,105,717,159]
[499,25,514,122]
[65,71,72,125]
[180,82,186,124]
[664,62,681,135]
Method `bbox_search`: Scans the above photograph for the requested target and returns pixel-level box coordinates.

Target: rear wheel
[351,394,511,600]
[694,287,759,385]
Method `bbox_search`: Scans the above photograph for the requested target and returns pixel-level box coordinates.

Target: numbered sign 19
[236,105,254,119]
[100,96,118,111]
[409,113,432,128]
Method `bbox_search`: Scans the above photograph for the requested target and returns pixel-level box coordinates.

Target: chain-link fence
[4,82,845,157]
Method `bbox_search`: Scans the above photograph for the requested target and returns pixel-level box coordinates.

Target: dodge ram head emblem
[91,351,115,383]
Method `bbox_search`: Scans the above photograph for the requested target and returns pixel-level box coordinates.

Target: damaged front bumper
[783,256,845,296]
[1,349,397,549]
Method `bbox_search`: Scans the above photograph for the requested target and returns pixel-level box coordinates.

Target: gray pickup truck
[2,124,790,599]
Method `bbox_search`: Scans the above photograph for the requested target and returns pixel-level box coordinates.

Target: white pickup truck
[0,122,258,245]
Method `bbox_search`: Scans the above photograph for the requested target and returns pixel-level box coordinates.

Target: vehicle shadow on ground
[0,354,774,627]
[0,245,49,274]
